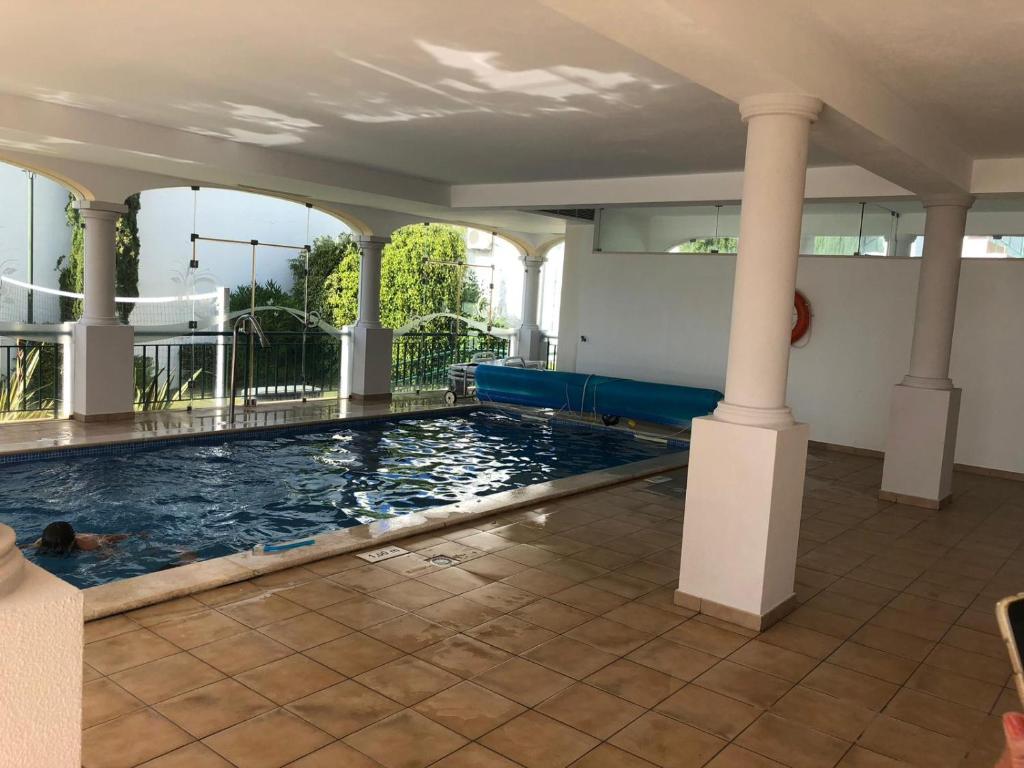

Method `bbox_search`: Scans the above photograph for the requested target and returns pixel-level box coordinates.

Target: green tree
[323,223,468,331]
[672,237,738,254]
[288,234,360,319]
[56,193,142,322]
[228,279,298,333]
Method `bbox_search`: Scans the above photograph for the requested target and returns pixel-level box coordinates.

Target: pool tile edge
[82,450,688,621]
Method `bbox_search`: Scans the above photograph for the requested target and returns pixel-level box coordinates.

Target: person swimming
[34,521,128,555]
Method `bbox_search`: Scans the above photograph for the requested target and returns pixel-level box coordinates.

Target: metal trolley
[444,354,545,405]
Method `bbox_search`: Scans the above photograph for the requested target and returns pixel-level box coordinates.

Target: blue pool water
[3,410,677,588]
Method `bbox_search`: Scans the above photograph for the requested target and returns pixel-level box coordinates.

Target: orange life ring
[792,290,811,344]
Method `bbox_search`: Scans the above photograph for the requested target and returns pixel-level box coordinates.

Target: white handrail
[0,276,220,303]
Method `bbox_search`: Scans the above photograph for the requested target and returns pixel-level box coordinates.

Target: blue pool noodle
[473,365,723,428]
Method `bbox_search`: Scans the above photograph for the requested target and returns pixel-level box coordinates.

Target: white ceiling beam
[451,165,912,209]
[540,0,973,195]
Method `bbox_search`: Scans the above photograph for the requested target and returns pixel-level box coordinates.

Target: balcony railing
[0,341,63,420]
[543,335,558,370]
[392,332,510,393]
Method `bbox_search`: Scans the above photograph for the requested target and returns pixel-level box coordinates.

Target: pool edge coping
[82,450,688,621]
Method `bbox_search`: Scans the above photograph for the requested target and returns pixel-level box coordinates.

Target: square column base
[880,384,961,508]
[352,326,393,399]
[517,327,545,362]
[677,416,809,630]
[72,323,135,420]
[0,561,83,768]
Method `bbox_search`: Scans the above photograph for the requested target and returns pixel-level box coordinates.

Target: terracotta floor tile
[363,614,456,653]
[499,542,560,567]
[236,654,344,705]
[283,740,385,767]
[250,566,319,588]
[259,612,350,650]
[610,711,726,768]
[191,629,293,676]
[784,606,863,639]
[302,553,364,577]
[84,615,140,644]
[84,662,102,682]
[705,745,787,767]
[356,656,459,705]
[904,664,1002,711]
[924,643,1011,686]
[137,742,234,767]
[459,554,528,580]
[566,617,652,655]
[82,708,192,768]
[511,597,593,632]
[82,678,145,729]
[110,652,224,704]
[835,746,915,767]
[150,610,248,650]
[851,624,935,662]
[571,743,663,767]
[416,566,491,595]
[801,662,899,711]
[603,601,686,635]
[883,687,988,740]
[537,682,646,739]
[475,657,575,706]
[203,708,332,768]
[429,743,521,767]
[155,677,275,738]
[286,680,403,738]
[870,607,949,643]
[757,621,843,660]
[728,640,818,682]
[413,633,511,677]
[586,658,686,708]
[942,625,1007,660]
[371,580,452,610]
[85,628,181,675]
[344,709,467,768]
[192,581,267,608]
[662,619,750,658]
[304,632,404,677]
[413,595,503,631]
[655,684,761,740]
[461,582,538,612]
[771,685,876,741]
[500,567,578,596]
[318,596,406,630]
[694,661,792,708]
[481,711,599,768]
[857,715,967,768]
[460,531,516,552]
[278,578,359,610]
[219,594,307,628]
[524,636,618,679]
[327,564,407,592]
[466,615,556,653]
[735,712,850,768]
[828,641,919,685]
[551,583,628,614]
[414,680,525,738]
[628,637,719,681]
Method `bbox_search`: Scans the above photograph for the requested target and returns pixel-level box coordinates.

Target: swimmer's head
[39,521,76,555]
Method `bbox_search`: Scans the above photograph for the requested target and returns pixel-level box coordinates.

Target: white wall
[561,250,1024,474]
[0,163,71,290]
[136,188,352,297]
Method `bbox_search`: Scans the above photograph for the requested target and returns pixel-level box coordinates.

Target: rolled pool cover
[474,364,723,428]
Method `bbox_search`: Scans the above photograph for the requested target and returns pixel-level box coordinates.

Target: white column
[677,94,822,631]
[71,201,135,420]
[554,222,594,373]
[351,236,393,400]
[0,525,84,768]
[890,233,917,258]
[517,253,545,361]
[880,194,973,507]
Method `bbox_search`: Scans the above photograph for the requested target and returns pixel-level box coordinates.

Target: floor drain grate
[429,555,457,566]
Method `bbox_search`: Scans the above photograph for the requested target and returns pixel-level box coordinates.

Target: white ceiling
[0,0,844,185]
[804,0,1024,158]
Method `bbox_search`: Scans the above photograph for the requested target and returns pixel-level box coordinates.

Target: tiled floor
[80,448,1023,768]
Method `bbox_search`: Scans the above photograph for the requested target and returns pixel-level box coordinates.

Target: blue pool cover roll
[474,365,723,428]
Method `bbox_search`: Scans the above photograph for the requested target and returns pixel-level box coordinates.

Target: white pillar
[517,253,545,361]
[0,525,84,768]
[554,222,594,373]
[351,236,393,400]
[72,201,135,420]
[880,194,973,507]
[214,286,230,402]
[890,233,917,258]
[677,94,822,631]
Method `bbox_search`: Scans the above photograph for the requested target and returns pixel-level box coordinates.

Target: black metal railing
[134,331,341,409]
[0,341,63,419]
[543,336,558,370]
[392,332,510,392]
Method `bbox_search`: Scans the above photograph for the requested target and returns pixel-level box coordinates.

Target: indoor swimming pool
[3,409,680,588]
